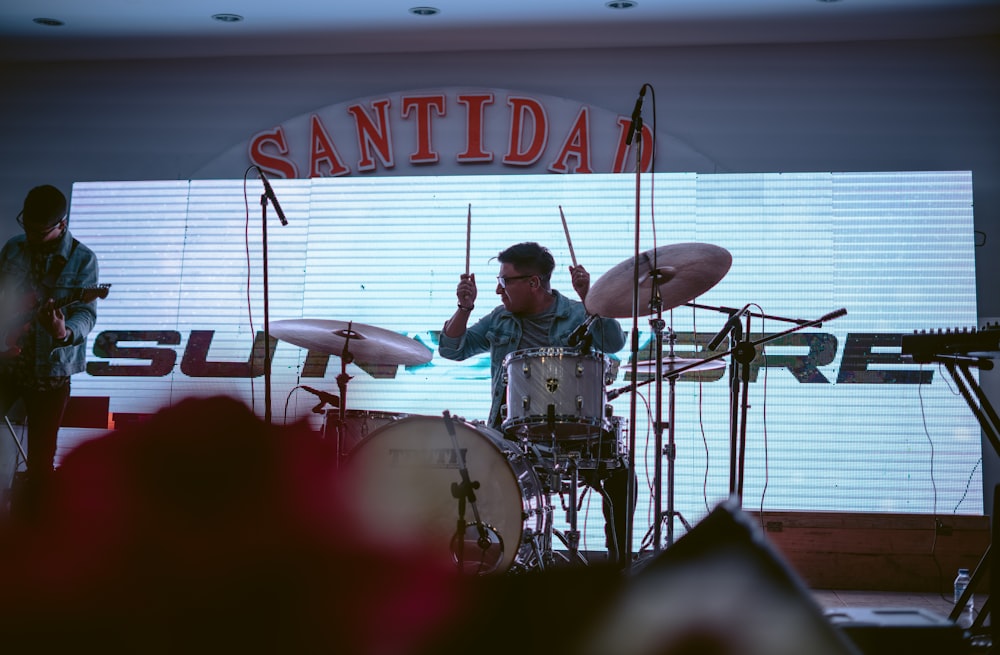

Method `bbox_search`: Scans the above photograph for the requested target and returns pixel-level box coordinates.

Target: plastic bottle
[954,568,974,629]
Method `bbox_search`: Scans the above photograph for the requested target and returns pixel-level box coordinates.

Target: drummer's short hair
[498,242,555,285]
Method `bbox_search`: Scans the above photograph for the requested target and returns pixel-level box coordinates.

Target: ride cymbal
[270,319,432,366]
[586,242,732,318]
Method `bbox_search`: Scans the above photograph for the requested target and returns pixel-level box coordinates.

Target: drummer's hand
[457,273,478,308]
[569,265,590,301]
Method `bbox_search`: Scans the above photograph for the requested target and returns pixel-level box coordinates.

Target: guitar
[0,283,111,357]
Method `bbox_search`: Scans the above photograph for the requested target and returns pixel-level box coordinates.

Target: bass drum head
[348,415,540,575]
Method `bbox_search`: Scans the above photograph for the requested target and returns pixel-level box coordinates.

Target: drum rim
[501,346,609,366]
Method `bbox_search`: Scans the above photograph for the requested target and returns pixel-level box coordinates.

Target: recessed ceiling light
[605,1,637,9]
[32,17,65,27]
[409,7,440,16]
[211,13,244,23]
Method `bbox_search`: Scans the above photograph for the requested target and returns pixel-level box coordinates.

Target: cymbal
[270,319,433,366]
[622,356,726,376]
[586,243,732,318]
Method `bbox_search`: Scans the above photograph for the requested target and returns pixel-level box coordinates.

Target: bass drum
[348,415,549,575]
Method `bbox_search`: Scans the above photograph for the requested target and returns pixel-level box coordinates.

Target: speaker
[583,497,863,655]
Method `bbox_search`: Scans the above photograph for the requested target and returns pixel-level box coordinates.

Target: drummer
[439,241,630,566]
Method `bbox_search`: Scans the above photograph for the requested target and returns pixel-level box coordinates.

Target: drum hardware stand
[636,264,681,553]
[541,408,590,566]
[622,82,651,571]
[923,354,999,630]
[696,303,848,503]
[550,459,590,567]
[442,410,500,575]
[331,328,356,469]
[3,415,29,509]
[255,167,288,426]
[4,414,28,468]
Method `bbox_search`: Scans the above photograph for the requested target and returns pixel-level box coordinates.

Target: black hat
[20,185,67,230]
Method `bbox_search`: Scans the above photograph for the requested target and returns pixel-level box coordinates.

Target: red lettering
[503,96,548,166]
[347,98,395,172]
[308,114,350,177]
[548,107,593,174]
[456,93,495,162]
[248,127,299,179]
[611,117,654,173]
[401,95,446,164]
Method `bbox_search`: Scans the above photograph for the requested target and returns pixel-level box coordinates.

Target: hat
[21,185,67,229]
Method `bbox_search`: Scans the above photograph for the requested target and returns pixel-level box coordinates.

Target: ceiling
[1,0,999,61]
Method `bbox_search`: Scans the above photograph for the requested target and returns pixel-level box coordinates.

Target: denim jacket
[438,290,625,429]
[0,230,99,378]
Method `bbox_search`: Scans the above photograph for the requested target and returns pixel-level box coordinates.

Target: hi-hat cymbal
[586,243,732,318]
[622,356,726,376]
[270,319,432,366]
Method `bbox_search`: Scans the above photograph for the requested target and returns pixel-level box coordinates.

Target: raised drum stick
[465,203,472,276]
[559,205,578,267]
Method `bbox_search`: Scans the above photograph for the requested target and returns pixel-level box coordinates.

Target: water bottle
[954,568,974,628]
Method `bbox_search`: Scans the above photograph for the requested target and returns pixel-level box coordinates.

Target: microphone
[625,84,647,147]
[300,385,340,408]
[567,314,599,348]
[707,304,750,351]
[817,307,848,325]
[607,385,629,401]
[256,167,288,226]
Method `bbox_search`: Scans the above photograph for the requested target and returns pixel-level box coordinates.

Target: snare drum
[502,347,613,440]
[348,415,550,574]
[530,415,627,471]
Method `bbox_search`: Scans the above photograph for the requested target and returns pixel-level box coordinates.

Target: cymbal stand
[643,269,669,553]
[639,317,693,552]
[332,324,355,470]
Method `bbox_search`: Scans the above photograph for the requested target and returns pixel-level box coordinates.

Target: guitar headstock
[73,284,111,304]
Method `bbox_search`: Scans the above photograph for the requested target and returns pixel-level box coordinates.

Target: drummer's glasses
[496,274,534,289]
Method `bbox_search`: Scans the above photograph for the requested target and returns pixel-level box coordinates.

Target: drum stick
[465,203,472,276]
[559,205,578,267]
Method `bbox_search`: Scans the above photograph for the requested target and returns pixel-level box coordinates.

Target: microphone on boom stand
[567,314,599,350]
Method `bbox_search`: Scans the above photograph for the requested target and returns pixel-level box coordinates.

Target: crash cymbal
[270,319,432,366]
[586,243,732,318]
[622,356,726,376]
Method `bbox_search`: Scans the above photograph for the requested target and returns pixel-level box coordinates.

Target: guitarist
[0,185,99,523]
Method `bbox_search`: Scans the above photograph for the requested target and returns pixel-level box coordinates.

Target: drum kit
[270,242,751,575]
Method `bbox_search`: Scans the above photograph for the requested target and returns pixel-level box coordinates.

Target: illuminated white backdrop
[61,171,980,552]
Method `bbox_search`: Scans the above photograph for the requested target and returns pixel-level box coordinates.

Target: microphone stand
[259,189,287,425]
[697,304,847,505]
[442,410,498,574]
[624,108,643,571]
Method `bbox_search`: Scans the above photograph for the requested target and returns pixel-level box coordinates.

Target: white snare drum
[531,415,627,471]
[502,347,613,440]
[348,415,549,574]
